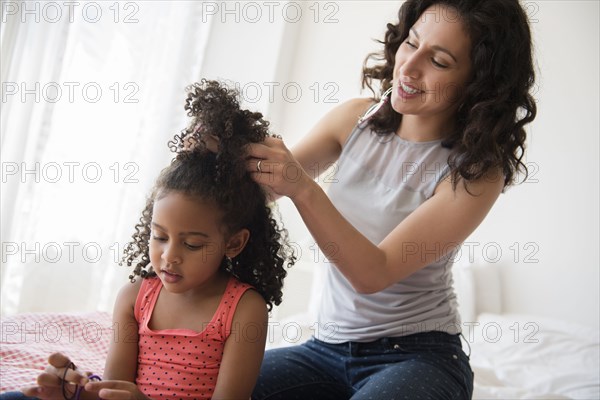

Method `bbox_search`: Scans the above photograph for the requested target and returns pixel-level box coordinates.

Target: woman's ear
[224,228,250,258]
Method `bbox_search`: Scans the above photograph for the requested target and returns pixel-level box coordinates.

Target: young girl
[10,80,294,400]
[248,0,536,398]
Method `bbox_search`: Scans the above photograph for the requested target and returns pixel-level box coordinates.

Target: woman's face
[391,4,472,123]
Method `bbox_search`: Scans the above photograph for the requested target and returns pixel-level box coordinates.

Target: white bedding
[469,313,599,399]
[266,311,600,399]
[266,259,600,399]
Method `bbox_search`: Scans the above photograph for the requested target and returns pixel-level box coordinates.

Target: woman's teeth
[400,82,421,94]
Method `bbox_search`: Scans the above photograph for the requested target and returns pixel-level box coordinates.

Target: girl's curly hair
[120,79,295,310]
[362,0,537,189]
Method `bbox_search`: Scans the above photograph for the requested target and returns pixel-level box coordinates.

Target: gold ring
[257,160,263,173]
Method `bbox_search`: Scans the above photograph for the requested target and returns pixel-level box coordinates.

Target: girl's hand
[84,381,150,400]
[21,352,89,399]
[246,136,314,201]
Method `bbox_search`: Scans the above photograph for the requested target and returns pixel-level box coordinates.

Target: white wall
[467,1,599,329]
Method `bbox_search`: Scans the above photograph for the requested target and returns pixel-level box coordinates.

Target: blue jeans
[0,393,35,399]
[252,331,473,400]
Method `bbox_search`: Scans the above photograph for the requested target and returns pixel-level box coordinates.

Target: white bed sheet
[470,313,599,400]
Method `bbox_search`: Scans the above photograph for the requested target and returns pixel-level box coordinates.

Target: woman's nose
[400,51,423,80]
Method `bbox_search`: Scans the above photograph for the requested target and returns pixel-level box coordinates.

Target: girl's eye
[405,40,417,49]
[152,236,167,242]
[432,59,448,69]
[185,243,206,250]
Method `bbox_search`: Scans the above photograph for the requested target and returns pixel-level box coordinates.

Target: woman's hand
[246,136,314,201]
[21,352,89,399]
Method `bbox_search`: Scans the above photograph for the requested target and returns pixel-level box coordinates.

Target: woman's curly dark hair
[120,79,295,310]
[362,0,537,189]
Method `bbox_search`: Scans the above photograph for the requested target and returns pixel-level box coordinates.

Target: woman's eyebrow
[410,28,458,63]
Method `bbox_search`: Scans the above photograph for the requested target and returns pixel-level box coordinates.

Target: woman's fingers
[202,134,220,153]
[247,159,279,175]
[245,137,292,175]
[244,135,310,199]
[245,142,272,160]
[246,135,285,157]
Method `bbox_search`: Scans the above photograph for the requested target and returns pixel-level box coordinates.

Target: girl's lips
[161,270,182,284]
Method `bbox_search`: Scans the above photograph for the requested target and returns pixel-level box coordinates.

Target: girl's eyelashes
[184,243,206,251]
[151,235,206,250]
[405,39,417,49]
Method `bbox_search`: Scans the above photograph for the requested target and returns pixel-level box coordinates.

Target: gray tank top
[315,122,462,343]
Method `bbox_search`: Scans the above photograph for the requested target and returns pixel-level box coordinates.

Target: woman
[249,0,536,398]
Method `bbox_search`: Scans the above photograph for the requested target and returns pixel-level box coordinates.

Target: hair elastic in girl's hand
[61,362,102,400]
[74,375,102,400]
[61,362,78,400]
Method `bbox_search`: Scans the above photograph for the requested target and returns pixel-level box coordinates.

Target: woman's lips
[397,81,424,99]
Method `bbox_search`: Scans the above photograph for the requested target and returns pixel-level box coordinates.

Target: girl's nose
[163,245,182,264]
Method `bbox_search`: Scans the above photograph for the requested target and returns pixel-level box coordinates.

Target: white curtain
[1,1,213,314]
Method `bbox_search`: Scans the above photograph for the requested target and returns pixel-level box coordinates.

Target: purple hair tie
[61,362,102,400]
[73,374,102,400]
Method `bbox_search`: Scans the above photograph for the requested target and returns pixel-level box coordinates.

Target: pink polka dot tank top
[134,276,252,398]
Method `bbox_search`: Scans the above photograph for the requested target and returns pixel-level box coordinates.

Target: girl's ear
[224,228,250,258]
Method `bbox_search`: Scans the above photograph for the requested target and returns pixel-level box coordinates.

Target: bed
[1,311,112,392]
[1,262,599,398]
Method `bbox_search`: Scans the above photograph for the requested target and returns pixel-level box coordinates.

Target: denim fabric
[252,331,473,400]
[0,393,36,400]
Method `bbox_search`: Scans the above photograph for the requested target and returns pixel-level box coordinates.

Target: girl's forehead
[156,190,215,209]
[152,191,224,230]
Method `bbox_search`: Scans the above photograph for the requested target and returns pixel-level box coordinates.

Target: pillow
[452,259,477,324]
[471,260,503,315]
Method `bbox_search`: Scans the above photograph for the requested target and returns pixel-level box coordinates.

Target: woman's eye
[405,40,417,49]
[152,236,167,242]
[432,59,448,68]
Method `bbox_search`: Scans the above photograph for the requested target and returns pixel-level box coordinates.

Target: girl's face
[149,192,248,296]
[391,4,472,124]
